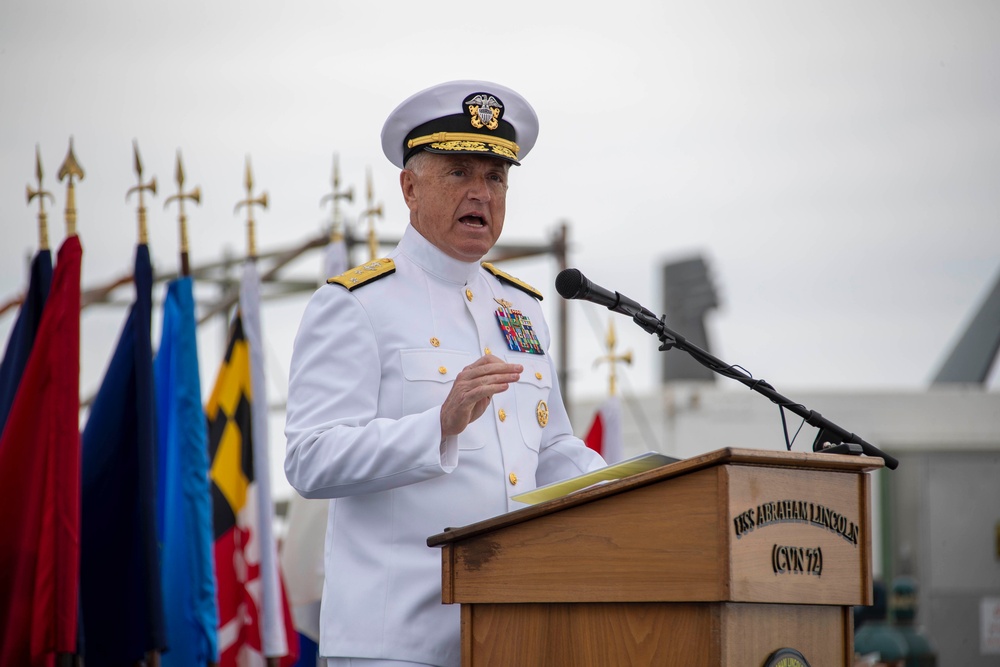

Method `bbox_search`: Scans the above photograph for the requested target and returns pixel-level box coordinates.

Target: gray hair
[403,150,432,174]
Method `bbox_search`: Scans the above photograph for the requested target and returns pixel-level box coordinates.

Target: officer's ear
[400,168,419,212]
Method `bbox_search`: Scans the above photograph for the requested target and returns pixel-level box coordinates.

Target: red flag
[0,235,82,666]
[583,395,625,464]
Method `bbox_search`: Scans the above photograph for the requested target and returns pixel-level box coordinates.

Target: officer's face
[401,153,509,262]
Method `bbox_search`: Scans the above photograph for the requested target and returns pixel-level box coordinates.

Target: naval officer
[284,80,606,667]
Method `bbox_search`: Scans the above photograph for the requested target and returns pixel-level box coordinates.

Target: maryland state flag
[206,310,296,666]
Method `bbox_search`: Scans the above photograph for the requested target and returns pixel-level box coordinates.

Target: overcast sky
[2,0,999,416]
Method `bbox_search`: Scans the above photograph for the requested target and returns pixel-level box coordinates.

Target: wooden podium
[427,447,883,667]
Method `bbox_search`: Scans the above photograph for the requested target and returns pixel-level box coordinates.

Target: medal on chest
[494,298,544,355]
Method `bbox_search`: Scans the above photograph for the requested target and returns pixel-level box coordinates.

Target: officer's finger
[459,357,522,383]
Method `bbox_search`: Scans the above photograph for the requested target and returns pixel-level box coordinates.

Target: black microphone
[555,268,655,319]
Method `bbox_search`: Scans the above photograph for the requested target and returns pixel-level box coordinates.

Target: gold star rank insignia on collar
[494,298,544,355]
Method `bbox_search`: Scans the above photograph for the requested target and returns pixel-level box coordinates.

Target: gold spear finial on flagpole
[319,153,353,244]
[126,140,157,245]
[234,155,268,260]
[361,167,383,261]
[57,137,85,237]
[593,318,632,396]
[26,145,54,251]
[164,150,201,276]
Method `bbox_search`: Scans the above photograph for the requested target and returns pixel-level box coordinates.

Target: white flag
[240,259,288,660]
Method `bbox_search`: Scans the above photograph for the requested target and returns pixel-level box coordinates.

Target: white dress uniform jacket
[284,225,606,666]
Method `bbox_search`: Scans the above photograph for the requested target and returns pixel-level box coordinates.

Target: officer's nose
[467,175,491,202]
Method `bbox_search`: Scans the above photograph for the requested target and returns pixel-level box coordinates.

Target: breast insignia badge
[536,400,549,428]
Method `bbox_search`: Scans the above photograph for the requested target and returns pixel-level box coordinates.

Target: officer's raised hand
[440,354,522,437]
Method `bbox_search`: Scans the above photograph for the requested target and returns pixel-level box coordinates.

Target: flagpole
[158,152,219,666]
[163,150,201,277]
[594,318,632,397]
[124,139,167,667]
[320,153,354,247]
[235,156,268,261]
[361,167,383,261]
[1,152,55,437]
[57,138,84,238]
[233,158,286,667]
[51,138,84,667]
[126,140,157,246]
[584,319,631,463]
[27,145,54,253]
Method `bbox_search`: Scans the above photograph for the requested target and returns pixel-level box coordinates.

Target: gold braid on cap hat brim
[407,132,520,160]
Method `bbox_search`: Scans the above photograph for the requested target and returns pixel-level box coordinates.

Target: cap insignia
[464,92,503,131]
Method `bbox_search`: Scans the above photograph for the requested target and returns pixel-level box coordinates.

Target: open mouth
[460,215,486,228]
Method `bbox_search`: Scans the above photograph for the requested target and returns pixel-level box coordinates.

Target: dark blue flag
[155,276,219,666]
[0,249,52,438]
[80,243,165,664]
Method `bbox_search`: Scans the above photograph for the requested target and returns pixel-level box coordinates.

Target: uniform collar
[399,224,482,285]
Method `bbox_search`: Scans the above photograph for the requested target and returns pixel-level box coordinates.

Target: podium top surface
[427,446,883,548]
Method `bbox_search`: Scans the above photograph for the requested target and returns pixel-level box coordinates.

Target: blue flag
[155,276,219,666]
[80,243,165,664]
[0,249,52,438]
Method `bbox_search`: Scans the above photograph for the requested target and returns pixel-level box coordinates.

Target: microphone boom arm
[630,310,899,470]
[553,266,895,469]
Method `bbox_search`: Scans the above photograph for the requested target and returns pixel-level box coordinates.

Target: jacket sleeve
[284,286,458,499]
